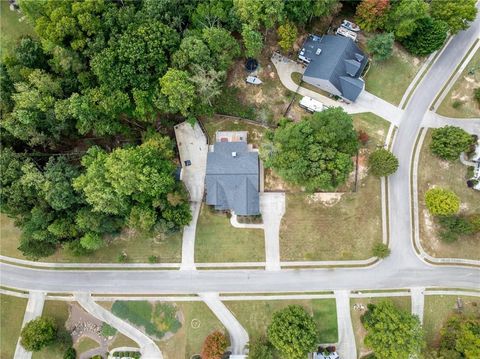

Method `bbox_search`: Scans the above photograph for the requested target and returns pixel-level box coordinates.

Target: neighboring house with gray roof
[205,134,260,215]
[299,34,368,102]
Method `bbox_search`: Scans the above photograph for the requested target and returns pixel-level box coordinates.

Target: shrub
[358,130,370,146]
[20,316,57,352]
[474,88,480,104]
[117,252,128,263]
[101,323,117,337]
[452,100,463,109]
[402,17,448,56]
[372,243,391,258]
[425,188,460,216]
[430,126,474,161]
[468,214,480,232]
[438,215,475,242]
[63,347,76,359]
[249,337,274,359]
[368,149,399,177]
[148,255,158,263]
[201,331,228,359]
[367,33,395,61]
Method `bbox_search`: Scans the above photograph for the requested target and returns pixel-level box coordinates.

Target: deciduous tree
[241,24,264,58]
[160,68,196,116]
[386,0,428,38]
[368,148,399,177]
[430,126,474,161]
[233,0,284,30]
[201,331,228,359]
[367,33,395,61]
[425,188,460,216]
[402,17,448,56]
[355,0,390,32]
[439,315,480,358]
[431,0,477,34]
[277,21,298,53]
[20,316,57,352]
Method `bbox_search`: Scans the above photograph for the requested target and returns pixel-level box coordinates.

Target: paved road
[14,291,46,359]
[334,291,356,359]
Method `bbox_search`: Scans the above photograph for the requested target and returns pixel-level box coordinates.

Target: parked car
[341,19,360,32]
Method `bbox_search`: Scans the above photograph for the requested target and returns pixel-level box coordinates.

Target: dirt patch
[307,193,344,207]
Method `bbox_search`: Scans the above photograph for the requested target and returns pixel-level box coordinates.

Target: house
[205,132,260,215]
[299,34,368,103]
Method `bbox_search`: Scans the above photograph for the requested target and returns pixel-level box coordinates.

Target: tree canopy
[355,0,390,32]
[430,126,474,161]
[201,331,228,359]
[261,108,359,191]
[368,149,399,177]
[425,188,460,216]
[438,314,480,358]
[402,17,448,56]
[431,0,477,34]
[20,316,57,352]
[367,33,395,61]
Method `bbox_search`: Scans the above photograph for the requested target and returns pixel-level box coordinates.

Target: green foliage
[367,33,394,61]
[362,301,425,358]
[20,316,57,352]
[160,68,196,116]
[201,331,228,359]
[425,188,460,217]
[267,305,317,359]
[355,0,390,32]
[249,337,274,359]
[213,86,257,119]
[277,22,298,53]
[148,255,158,264]
[372,243,390,258]
[63,347,76,359]
[233,0,285,30]
[285,0,339,25]
[385,0,428,38]
[402,17,448,56]
[117,252,128,263]
[439,315,480,358]
[261,108,359,191]
[431,0,477,34]
[368,149,399,177]
[437,215,475,243]
[101,323,117,337]
[80,232,104,251]
[241,24,263,58]
[430,126,474,161]
[475,88,480,104]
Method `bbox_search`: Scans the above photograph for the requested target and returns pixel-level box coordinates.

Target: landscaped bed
[226,299,338,344]
[350,296,411,358]
[195,204,265,263]
[0,294,27,359]
[280,113,389,261]
[437,49,480,118]
[423,295,479,348]
[417,130,480,259]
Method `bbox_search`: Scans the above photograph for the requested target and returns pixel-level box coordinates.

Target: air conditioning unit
[232,152,237,157]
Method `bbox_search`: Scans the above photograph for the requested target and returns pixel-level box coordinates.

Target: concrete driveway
[260,193,285,271]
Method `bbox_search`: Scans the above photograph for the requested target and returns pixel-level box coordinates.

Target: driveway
[174,122,208,270]
[334,291,356,359]
[259,193,285,271]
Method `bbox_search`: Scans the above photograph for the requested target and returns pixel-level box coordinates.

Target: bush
[438,215,475,242]
[474,88,480,104]
[148,255,158,263]
[20,316,57,352]
[358,130,370,146]
[425,188,460,216]
[452,100,463,109]
[430,126,474,161]
[63,347,76,359]
[368,149,399,177]
[468,214,480,232]
[372,243,390,258]
[117,252,128,263]
[201,331,228,359]
[367,33,394,61]
[402,17,448,56]
[249,337,274,359]
[101,323,117,337]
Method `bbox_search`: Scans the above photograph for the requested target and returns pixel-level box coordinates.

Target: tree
[249,337,274,359]
[431,0,477,34]
[241,24,263,58]
[386,0,428,38]
[372,243,391,258]
[277,22,298,53]
[201,331,228,359]
[63,347,76,359]
[285,0,340,25]
[267,305,317,359]
[160,68,196,116]
[439,315,480,358]
[402,17,448,56]
[425,188,460,216]
[80,232,104,251]
[362,301,425,358]
[430,126,474,161]
[368,149,399,177]
[437,215,475,243]
[191,66,225,107]
[261,109,359,191]
[233,0,284,30]
[367,33,394,61]
[202,27,241,71]
[20,316,57,352]
[355,0,390,32]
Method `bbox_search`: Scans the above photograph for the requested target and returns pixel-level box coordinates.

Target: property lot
[423,295,479,348]
[350,296,411,358]
[0,294,27,359]
[194,204,265,263]
[226,299,338,344]
[280,113,389,261]
[418,131,480,259]
[438,49,480,118]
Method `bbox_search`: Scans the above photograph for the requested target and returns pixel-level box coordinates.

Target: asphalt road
[1,13,480,295]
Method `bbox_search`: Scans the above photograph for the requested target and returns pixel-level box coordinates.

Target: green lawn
[195,204,265,263]
[437,49,480,118]
[109,334,139,350]
[418,130,480,259]
[365,44,424,106]
[0,1,35,53]
[0,294,28,359]
[423,295,480,348]
[32,301,70,359]
[226,299,338,344]
[350,296,411,358]
[202,115,268,147]
[75,336,99,354]
[280,113,389,261]
[0,213,182,263]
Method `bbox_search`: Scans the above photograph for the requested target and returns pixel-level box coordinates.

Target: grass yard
[202,115,268,147]
[75,336,99,353]
[280,113,389,261]
[350,296,411,358]
[423,295,480,348]
[195,204,265,263]
[109,334,139,350]
[0,1,35,53]
[364,44,425,106]
[226,299,338,344]
[0,294,28,359]
[32,301,70,359]
[0,213,182,263]
[418,130,480,259]
[437,49,480,118]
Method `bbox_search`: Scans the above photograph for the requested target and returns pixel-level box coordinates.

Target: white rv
[299,96,326,113]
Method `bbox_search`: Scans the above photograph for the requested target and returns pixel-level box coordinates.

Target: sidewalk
[334,290,356,359]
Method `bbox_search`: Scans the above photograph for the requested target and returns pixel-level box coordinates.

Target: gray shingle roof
[302,35,368,102]
[205,142,259,215]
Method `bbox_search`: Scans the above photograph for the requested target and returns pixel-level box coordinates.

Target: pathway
[75,293,162,359]
[14,291,46,359]
[259,193,285,271]
[199,292,249,356]
[410,287,425,324]
[174,122,208,271]
[334,291,356,359]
